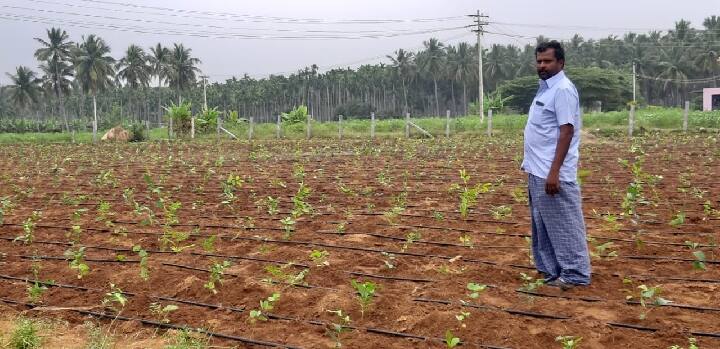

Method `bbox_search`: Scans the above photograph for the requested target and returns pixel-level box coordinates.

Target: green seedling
[432,211,445,221]
[204,260,232,294]
[132,245,150,281]
[467,282,487,299]
[264,264,309,286]
[15,211,41,244]
[459,234,474,248]
[445,330,461,348]
[326,309,352,348]
[309,250,330,267]
[627,284,672,320]
[692,251,707,271]
[65,246,89,279]
[10,317,41,349]
[401,231,422,251]
[249,292,281,323]
[670,212,685,227]
[455,311,471,328]
[280,216,296,240]
[519,273,544,292]
[266,196,279,215]
[102,283,128,313]
[556,335,583,349]
[351,280,377,318]
[202,235,217,253]
[490,205,512,220]
[149,303,179,324]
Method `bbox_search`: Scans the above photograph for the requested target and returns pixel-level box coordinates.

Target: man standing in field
[522,41,591,290]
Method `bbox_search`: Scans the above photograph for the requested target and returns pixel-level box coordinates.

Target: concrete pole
[477,9,485,123]
[370,112,376,139]
[405,112,410,138]
[629,104,635,138]
[487,108,493,136]
[276,114,281,139]
[683,101,689,133]
[632,62,637,104]
[339,115,343,140]
[306,114,312,139]
[445,109,451,138]
[249,116,254,140]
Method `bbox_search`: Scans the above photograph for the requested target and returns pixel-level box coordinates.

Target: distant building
[703,88,720,111]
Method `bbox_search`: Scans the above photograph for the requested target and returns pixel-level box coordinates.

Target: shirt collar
[539,70,566,89]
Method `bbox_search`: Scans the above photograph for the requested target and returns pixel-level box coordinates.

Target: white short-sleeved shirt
[522,70,581,182]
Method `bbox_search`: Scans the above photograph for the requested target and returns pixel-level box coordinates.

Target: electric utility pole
[469,11,489,122]
[201,75,208,111]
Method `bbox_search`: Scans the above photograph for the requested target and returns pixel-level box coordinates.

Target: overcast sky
[1,0,718,84]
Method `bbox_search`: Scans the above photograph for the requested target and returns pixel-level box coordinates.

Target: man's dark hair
[535,40,565,61]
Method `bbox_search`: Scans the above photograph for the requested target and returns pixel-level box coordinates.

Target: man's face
[536,48,564,80]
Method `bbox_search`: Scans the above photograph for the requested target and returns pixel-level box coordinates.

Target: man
[522,40,591,290]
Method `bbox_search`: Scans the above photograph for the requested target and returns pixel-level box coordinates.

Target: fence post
[683,101,689,133]
[445,110,450,137]
[628,104,635,138]
[191,116,195,139]
[339,115,343,140]
[276,114,281,139]
[370,112,376,139]
[249,116,254,140]
[306,114,312,139]
[487,108,493,136]
[405,112,410,138]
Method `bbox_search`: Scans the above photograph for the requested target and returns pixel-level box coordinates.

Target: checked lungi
[528,173,591,285]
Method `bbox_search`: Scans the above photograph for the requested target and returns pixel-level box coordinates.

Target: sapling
[670,212,685,227]
[15,211,41,244]
[65,246,89,279]
[266,196,279,215]
[692,251,707,271]
[204,260,232,294]
[132,245,150,281]
[149,303,179,323]
[351,280,377,318]
[490,205,513,220]
[626,284,672,320]
[459,234,474,248]
[401,231,422,252]
[102,283,128,314]
[455,311,471,328]
[202,235,217,253]
[280,217,296,240]
[326,309,352,348]
[381,252,396,270]
[249,292,281,323]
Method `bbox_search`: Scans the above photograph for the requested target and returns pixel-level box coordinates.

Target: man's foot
[545,278,578,291]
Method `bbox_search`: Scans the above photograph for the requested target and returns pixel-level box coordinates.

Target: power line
[39,0,467,24]
[0,12,468,40]
[637,74,720,84]
[0,3,463,35]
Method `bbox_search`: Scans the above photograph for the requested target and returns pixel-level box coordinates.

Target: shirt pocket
[529,102,556,128]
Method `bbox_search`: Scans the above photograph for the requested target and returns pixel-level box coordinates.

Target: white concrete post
[445,110,451,138]
[249,116,254,140]
[629,104,635,138]
[370,112,376,139]
[683,101,689,133]
[339,115,343,140]
[405,112,410,138]
[487,108,493,136]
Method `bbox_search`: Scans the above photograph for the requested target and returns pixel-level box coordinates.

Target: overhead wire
[35,0,468,24]
[0,11,468,40]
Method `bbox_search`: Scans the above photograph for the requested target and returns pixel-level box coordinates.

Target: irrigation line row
[0,280,513,349]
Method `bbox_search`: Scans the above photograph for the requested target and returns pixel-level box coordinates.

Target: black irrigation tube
[615,273,720,284]
[517,289,720,313]
[0,236,311,269]
[375,222,719,248]
[0,284,513,348]
[0,274,246,312]
[415,297,720,339]
[0,297,302,349]
[347,271,434,283]
[412,298,571,320]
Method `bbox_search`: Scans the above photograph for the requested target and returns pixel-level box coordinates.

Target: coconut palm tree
[418,38,445,116]
[6,66,42,115]
[34,27,74,132]
[117,44,151,123]
[447,42,475,116]
[387,49,415,113]
[167,43,201,104]
[149,43,170,126]
[73,34,115,142]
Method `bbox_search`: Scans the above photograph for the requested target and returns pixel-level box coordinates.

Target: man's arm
[545,124,573,195]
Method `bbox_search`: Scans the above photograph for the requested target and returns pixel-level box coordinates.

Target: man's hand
[546,124,574,196]
[545,171,560,195]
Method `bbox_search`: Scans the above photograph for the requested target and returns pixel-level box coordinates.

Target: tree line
[1,15,718,133]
